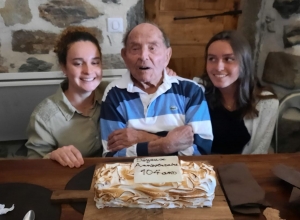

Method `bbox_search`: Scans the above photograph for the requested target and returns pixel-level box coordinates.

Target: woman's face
[62,40,102,94]
[206,40,239,91]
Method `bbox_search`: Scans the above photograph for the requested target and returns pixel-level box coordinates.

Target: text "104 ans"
[140,169,177,175]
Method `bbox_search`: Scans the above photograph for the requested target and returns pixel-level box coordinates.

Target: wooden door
[145,0,241,79]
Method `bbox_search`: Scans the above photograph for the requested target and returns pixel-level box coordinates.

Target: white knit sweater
[242,92,279,154]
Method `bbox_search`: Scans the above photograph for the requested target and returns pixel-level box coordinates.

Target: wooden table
[0,154,299,220]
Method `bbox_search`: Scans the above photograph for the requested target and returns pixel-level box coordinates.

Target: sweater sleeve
[244,98,279,154]
[26,114,56,158]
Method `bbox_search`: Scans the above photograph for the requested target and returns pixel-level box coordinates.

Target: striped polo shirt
[100,70,213,157]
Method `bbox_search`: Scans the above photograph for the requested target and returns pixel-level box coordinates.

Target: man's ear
[164,47,172,67]
[121,48,126,60]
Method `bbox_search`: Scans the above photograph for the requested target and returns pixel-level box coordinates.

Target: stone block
[283,24,300,48]
[102,0,121,4]
[273,0,300,19]
[39,0,103,28]
[12,30,57,54]
[18,57,53,72]
[0,66,8,73]
[126,0,144,31]
[0,43,8,73]
[277,116,300,153]
[102,54,126,69]
[266,15,276,33]
[0,0,32,26]
[262,52,300,89]
[89,28,104,44]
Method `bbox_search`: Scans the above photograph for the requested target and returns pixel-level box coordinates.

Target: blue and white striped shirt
[100,70,213,157]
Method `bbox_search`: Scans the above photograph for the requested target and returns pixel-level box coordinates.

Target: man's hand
[163,125,194,154]
[107,128,139,152]
[148,125,194,155]
[50,145,84,168]
[108,128,160,152]
[166,67,177,76]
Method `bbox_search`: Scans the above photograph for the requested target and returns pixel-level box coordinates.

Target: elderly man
[100,22,213,157]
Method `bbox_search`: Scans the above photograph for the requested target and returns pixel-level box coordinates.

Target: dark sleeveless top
[208,105,251,154]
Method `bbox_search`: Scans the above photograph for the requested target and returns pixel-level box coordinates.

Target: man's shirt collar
[115,68,179,93]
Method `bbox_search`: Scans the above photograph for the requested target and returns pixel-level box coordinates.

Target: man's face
[121,23,172,86]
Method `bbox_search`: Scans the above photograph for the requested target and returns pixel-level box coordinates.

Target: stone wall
[253,0,300,98]
[245,0,300,153]
[0,0,144,73]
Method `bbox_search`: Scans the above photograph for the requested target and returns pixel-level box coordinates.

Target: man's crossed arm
[107,125,194,156]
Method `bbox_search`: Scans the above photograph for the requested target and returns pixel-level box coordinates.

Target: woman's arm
[244,98,279,154]
[26,115,56,158]
[26,115,84,168]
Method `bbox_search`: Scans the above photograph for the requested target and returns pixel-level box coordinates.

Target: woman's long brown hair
[202,30,277,119]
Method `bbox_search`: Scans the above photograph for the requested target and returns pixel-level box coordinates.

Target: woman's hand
[50,145,84,168]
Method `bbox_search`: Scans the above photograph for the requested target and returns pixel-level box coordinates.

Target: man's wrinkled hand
[107,128,139,152]
[50,145,84,168]
[164,125,194,154]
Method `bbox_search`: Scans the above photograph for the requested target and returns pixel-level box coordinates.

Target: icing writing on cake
[135,158,166,163]
[133,156,182,183]
[139,169,178,175]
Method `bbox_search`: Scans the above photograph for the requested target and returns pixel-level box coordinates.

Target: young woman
[26,26,108,167]
[197,30,278,154]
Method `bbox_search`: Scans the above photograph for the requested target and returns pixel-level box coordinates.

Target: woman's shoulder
[258,90,278,102]
[30,90,62,121]
[259,90,276,96]
[257,91,279,111]
[95,80,111,101]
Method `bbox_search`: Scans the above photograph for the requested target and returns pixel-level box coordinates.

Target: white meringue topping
[94,160,216,209]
